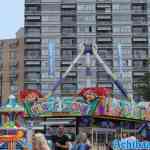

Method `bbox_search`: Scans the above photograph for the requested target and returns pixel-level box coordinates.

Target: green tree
[135,72,150,101]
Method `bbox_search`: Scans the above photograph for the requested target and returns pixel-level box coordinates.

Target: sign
[24,97,99,116]
[48,40,56,77]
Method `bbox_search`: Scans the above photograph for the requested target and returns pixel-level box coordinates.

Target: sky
[0,0,24,40]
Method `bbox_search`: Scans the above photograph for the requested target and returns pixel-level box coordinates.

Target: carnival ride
[0,44,149,149]
[0,95,29,150]
[49,43,128,99]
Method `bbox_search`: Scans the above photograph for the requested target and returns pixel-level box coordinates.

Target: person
[32,133,51,150]
[72,132,91,150]
[52,126,69,150]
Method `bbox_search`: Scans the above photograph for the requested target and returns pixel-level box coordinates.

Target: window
[78,25,95,33]
[62,27,76,33]
[42,16,60,22]
[113,26,131,33]
[113,15,130,22]
[113,37,131,45]
[26,6,40,11]
[78,15,95,22]
[78,4,95,11]
[112,4,129,11]
[62,83,77,90]
[62,16,76,22]
[42,4,60,11]
[62,38,76,45]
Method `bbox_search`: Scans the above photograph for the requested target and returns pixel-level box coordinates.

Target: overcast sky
[0,0,24,39]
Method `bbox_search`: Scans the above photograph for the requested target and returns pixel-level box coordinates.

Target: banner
[48,40,56,77]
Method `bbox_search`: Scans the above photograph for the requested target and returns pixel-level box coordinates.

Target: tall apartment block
[0,28,24,102]
[24,0,150,98]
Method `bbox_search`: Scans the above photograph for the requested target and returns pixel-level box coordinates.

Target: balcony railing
[133,66,148,71]
[96,21,112,26]
[132,32,147,37]
[132,20,147,25]
[26,44,41,49]
[62,33,76,37]
[25,33,41,38]
[25,67,40,72]
[24,55,41,60]
[97,33,112,37]
[61,44,76,48]
[133,55,147,59]
[25,21,41,26]
[25,0,40,4]
[132,0,146,3]
[62,21,76,26]
[132,10,147,14]
[25,11,40,15]
[97,44,112,48]
[96,0,111,3]
[61,10,76,16]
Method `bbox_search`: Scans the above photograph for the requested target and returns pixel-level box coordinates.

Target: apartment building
[0,28,24,102]
[24,0,150,97]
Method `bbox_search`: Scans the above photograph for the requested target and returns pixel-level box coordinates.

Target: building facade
[24,0,150,97]
[0,29,24,102]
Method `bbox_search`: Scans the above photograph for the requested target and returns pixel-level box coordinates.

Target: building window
[113,26,131,33]
[78,4,95,11]
[78,15,95,22]
[78,25,95,33]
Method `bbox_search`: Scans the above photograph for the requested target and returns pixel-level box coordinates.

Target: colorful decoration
[18,89,43,102]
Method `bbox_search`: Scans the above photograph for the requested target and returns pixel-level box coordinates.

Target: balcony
[133,66,148,71]
[25,60,41,65]
[132,37,147,42]
[132,20,147,25]
[63,78,77,83]
[97,26,112,31]
[96,0,111,3]
[132,32,147,37]
[97,37,112,42]
[25,38,41,43]
[26,44,41,49]
[61,10,76,16]
[25,32,41,38]
[96,15,111,20]
[132,0,146,3]
[62,55,76,61]
[133,55,147,60]
[24,78,41,83]
[96,21,112,26]
[96,33,112,37]
[97,43,112,48]
[61,67,76,72]
[24,55,41,60]
[26,16,41,20]
[25,0,40,4]
[61,33,76,37]
[61,44,76,49]
[62,21,76,26]
[132,10,147,14]
[25,67,40,72]
[25,21,41,26]
[25,11,41,16]
[61,90,77,96]
[132,43,148,48]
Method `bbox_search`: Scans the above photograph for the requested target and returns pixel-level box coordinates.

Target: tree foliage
[135,72,150,101]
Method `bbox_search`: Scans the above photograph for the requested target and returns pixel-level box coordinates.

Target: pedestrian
[51,125,69,150]
[72,132,91,150]
[32,133,51,150]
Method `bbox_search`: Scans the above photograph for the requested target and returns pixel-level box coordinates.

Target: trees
[135,72,150,101]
